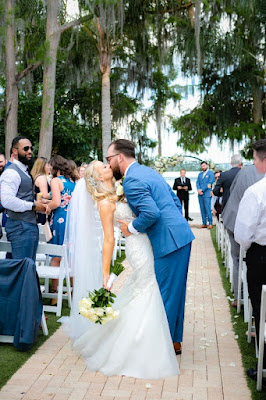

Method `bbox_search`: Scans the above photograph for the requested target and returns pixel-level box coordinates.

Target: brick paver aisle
[0,228,251,400]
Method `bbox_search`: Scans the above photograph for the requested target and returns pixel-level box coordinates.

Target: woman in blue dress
[47,155,76,294]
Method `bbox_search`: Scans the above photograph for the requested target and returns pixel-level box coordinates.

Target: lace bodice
[113,201,157,300]
[114,201,135,227]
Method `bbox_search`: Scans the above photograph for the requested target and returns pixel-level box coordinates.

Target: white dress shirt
[0,159,34,212]
[234,176,266,250]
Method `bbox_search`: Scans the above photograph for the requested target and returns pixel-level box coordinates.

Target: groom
[107,139,195,354]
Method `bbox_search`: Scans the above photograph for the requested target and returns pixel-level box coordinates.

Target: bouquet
[79,287,120,325]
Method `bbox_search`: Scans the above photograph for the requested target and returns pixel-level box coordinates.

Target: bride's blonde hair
[84,160,117,202]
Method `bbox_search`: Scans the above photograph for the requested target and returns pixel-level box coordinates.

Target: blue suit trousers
[198,195,213,225]
[5,218,39,262]
[155,243,191,343]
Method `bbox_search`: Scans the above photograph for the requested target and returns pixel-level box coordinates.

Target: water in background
[163,171,200,214]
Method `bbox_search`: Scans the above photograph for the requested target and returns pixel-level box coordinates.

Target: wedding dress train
[61,194,179,379]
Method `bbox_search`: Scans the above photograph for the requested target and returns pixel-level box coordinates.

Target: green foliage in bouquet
[88,287,116,309]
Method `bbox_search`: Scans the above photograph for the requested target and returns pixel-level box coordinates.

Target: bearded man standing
[0,136,46,261]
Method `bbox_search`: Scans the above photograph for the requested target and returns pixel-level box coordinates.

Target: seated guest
[234,139,266,382]
[0,136,47,261]
[222,164,263,307]
[31,157,51,224]
[46,155,76,295]
[213,154,242,211]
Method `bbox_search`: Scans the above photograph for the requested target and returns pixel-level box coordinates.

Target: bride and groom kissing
[61,139,195,379]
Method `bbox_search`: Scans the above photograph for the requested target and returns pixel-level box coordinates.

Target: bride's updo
[84,160,117,202]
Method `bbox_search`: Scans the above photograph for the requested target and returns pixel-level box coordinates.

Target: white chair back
[257,285,266,390]
[36,243,71,316]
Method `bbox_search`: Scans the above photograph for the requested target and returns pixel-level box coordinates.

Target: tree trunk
[252,77,263,124]
[5,0,18,159]
[156,106,162,157]
[38,0,61,159]
[97,17,112,161]
[101,68,111,160]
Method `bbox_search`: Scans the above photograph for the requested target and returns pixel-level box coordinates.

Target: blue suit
[123,162,195,342]
[196,169,215,225]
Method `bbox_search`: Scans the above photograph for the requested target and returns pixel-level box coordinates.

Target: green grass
[0,251,125,390]
[210,228,266,399]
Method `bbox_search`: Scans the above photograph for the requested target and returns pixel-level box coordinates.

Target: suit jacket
[123,163,195,259]
[196,170,215,198]
[173,177,192,200]
[222,164,264,233]
[213,167,241,210]
[0,257,43,351]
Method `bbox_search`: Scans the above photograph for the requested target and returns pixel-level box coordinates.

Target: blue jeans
[5,218,39,261]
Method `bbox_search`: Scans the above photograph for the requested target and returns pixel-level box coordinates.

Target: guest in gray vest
[222,164,264,306]
[0,137,47,261]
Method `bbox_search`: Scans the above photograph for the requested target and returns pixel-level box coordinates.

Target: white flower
[58,217,64,223]
[145,383,152,389]
[88,314,98,323]
[116,185,124,196]
[101,314,113,324]
[112,310,120,319]
[79,297,93,309]
[105,307,114,315]
[154,161,163,168]
[94,308,104,317]
[79,309,91,319]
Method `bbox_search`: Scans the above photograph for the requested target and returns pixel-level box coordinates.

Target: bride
[61,160,179,379]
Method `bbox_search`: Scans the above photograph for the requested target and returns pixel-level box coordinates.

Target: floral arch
[151,155,216,174]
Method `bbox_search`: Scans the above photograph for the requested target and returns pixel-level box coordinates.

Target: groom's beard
[112,166,123,181]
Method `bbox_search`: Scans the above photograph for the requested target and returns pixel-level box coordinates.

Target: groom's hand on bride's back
[118,220,132,237]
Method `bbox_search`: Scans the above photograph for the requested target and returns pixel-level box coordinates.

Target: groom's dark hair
[111,139,135,159]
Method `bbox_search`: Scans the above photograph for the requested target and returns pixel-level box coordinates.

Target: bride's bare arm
[98,200,116,290]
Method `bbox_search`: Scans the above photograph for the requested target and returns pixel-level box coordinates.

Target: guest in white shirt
[0,136,47,261]
[234,138,266,382]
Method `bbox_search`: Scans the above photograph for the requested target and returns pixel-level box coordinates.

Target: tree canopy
[0,0,264,162]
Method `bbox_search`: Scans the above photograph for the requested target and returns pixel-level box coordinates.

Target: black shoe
[247,368,257,381]
[188,217,193,221]
[246,368,266,384]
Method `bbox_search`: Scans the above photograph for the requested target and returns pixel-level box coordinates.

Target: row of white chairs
[216,220,266,390]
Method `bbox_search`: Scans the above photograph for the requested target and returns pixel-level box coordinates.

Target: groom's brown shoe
[173,342,182,355]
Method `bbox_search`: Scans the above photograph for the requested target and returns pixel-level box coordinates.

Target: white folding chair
[111,227,120,266]
[118,231,126,257]
[0,240,48,338]
[216,218,221,248]
[36,243,71,316]
[36,224,50,266]
[257,285,266,391]
[247,299,256,345]
[237,247,246,313]
[220,222,225,259]
[236,247,250,322]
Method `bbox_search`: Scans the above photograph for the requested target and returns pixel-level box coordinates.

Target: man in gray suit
[222,164,264,306]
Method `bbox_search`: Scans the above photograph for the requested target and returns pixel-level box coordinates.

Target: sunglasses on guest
[18,146,34,152]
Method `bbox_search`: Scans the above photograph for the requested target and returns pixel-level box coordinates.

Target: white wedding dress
[61,183,179,379]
